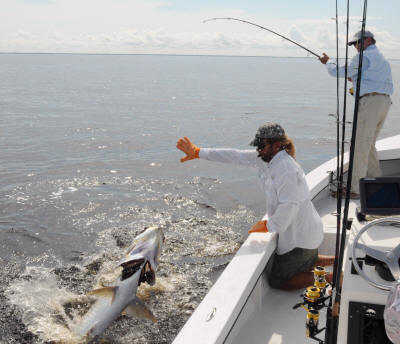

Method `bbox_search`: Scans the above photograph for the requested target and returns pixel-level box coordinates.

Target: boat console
[337,177,400,344]
[357,176,400,221]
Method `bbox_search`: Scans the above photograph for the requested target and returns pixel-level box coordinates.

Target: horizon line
[0,51,316,59]
[1,51,399,61]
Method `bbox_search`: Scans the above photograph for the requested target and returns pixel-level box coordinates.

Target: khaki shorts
[267,247,318,289]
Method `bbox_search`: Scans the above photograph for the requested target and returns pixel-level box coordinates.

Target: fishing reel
[306,308,324,344]
[293,285,329,312]
[293,266,330,343]
[313,265,330,290]
[293,266,330,310]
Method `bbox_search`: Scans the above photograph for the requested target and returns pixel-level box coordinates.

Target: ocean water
[0,53,399,343]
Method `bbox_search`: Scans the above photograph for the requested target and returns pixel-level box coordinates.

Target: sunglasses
[353,38,369,46]
[256,140,274,150]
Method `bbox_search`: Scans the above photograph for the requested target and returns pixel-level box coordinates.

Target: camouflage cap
[250,122,285,146]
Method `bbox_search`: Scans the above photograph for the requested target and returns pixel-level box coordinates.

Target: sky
[1,0,399,58]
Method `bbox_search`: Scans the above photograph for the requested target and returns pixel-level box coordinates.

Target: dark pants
[267,247,318,289]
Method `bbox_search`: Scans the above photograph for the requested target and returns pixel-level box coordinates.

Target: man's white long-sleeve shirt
[326,45,393,97]
[199,148,323,255]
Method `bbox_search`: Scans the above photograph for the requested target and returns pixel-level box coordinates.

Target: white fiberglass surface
[230,287,327,344]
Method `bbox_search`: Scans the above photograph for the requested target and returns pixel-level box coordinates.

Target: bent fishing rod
[203,17,320,58]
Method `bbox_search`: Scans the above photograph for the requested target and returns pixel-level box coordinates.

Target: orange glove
[176,136,200,163]
[248,220,268,234]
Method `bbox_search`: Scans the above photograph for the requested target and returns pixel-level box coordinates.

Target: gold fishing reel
[306,308,319,335]
[314,266,328,289]
[306,308,324,344]
[292,266,330,343]
[296,270,330,311]
[304,286,323,306]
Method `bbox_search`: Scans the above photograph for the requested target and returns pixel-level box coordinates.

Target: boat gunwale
[171,134,400,344]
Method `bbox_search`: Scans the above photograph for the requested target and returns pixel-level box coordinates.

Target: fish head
[118,226,164,284]
[120,258,146,282]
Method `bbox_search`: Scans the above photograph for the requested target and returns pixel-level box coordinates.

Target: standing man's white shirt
[200,148,323,254]
[325,45,393,96]
[323,43,393,193]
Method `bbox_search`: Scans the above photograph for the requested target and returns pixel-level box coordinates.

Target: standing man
[320,30,393,198]
[176,123,334,290]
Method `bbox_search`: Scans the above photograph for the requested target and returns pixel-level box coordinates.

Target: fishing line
[203,17,320,58]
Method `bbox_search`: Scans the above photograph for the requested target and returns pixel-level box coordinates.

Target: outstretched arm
[176,136,259,166]
[320,52,365,80]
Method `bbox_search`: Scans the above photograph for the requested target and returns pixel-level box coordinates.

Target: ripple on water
[1,175,258,343]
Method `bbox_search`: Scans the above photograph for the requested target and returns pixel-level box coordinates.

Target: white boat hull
[172,135,400,344]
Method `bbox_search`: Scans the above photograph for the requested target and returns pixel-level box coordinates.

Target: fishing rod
[333,0,342,294]
[326,1,369,344]
[325,0,352,341]
[334,0,352,292]
[203,17,320,58]
[337,0,368,301]
[325,1,343,340]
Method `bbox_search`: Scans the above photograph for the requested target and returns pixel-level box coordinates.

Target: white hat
[348,30,375,46]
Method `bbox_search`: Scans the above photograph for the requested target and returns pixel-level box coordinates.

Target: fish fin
[88,286,118,303]
[122,299,157,322]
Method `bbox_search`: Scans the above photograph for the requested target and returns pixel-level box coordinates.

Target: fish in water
[76,226,165,341]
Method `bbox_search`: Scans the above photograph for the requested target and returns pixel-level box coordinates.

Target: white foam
[6,265,85,343]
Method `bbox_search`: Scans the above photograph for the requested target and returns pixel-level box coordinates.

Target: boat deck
[230,287,326,344]
[228,193,361,344]
[228,190,399,344]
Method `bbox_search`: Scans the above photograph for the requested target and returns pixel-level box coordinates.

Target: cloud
[2,26,398,58]
[17,30,35,39]
[0,1,398,58]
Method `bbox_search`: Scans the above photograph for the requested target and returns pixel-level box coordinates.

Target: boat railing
[172,232,278,344]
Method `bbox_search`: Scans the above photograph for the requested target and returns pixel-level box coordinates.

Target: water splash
[1,175,258,343]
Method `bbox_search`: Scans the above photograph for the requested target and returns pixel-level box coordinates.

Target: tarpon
[76,226,164,341]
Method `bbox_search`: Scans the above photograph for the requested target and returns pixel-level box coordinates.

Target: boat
[172,134,400,344]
